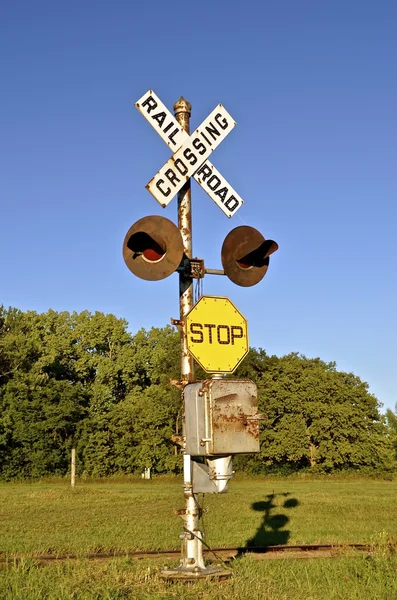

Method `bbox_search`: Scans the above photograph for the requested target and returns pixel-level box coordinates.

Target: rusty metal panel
[146,105,236,206]
[184,379,260,455]
[208,379,259,454]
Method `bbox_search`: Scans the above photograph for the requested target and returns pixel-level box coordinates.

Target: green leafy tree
[236,350,394,472]
[78,326,181,476]
[0,376,88,479]
[0,307,181,479]
[386,404,397,461]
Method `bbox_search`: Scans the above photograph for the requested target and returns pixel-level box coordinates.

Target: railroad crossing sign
[136,90,244,218]
[185,296,249,373]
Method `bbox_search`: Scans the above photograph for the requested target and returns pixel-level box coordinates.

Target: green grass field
[1,476,397,599]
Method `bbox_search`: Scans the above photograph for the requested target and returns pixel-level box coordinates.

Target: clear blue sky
[1,1,396,412]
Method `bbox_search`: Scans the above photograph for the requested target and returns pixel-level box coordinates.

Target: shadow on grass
[240,492,299,552]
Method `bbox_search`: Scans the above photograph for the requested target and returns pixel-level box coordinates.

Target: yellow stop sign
[185,296,249,373]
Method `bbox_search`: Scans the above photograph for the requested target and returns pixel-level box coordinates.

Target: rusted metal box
[184,379,260,456]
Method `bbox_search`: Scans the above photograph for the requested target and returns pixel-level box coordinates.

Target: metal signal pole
[173,97,206,574]
[174,96,194,385]
[160,98,232,580]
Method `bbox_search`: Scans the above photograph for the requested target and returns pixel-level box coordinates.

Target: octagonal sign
[185,296,249,373]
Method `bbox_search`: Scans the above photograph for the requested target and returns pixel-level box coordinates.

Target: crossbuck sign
[136,90,244,218]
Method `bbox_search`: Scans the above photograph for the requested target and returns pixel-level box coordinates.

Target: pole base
[160,565,232,581]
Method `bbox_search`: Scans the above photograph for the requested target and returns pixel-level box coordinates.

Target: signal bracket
[188,258,205,279]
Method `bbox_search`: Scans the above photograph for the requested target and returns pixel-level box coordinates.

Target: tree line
[0,306,395,480]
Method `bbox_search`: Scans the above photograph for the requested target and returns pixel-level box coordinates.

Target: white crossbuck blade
[136,90,244,218]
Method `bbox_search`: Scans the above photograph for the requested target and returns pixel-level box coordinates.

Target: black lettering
[183,148,198,166]
[200,130,212,146]
[231,326,243,345]
[156,179,171,197]
[151,111,166,127]
[214,186,227,202]
[192,137,206,155]
[190,323,203,343]
[163,122,173,133]
[205,122,220,141]
[196,163,212,180]
[217,325,230,345]
[165,168,180,187]
[207,175,221,191]
[174,158,188,176]
[204,323,216,343]
[168,128,179,145]
[141,95,157,113]
[225,195,239,212]
[215,112,228,130]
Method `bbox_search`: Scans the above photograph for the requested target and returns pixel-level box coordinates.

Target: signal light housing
[123,215,184,281]
[221,225,278,287]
